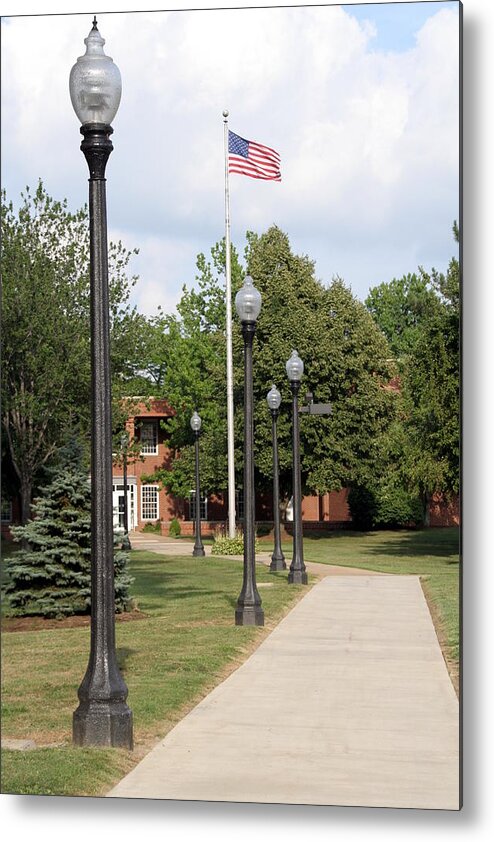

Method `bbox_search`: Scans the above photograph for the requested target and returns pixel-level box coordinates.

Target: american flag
[228,130,281,181]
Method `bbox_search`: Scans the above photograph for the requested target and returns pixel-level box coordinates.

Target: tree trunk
[423,490,431,527]
[20,478,32,526]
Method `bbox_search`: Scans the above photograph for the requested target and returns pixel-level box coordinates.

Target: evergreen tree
[145,226,395,503]
[2,441,133,618]
[365,223,460,519]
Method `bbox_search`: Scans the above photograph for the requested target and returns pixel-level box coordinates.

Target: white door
[112,481,136,531]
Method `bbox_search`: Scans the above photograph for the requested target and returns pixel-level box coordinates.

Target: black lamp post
[286,351,308,585]
[70,18,133,749]
[190,411,205,557]
[120,432,131,551]
[266,385,286,572]
[234,276,264,626]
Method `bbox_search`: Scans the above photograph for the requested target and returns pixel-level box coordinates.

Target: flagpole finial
[223,109,229,119]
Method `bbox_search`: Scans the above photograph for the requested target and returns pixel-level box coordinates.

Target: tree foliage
[365,272,439,364]
[145,226,395,506]
[402,246,460,500]
[2,440,133,618]
[365,223,460,513]
[1,182,144,521]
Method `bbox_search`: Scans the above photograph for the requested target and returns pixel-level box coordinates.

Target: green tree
[246,228,395,498]
[365,223,460,519]
[1,182,143,522]
[402,241,460,512]
[365,272,438,364]
[146,226,395,507]
[2,440,133,618]
[141,240,244,498]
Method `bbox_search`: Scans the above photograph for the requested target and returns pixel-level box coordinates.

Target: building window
[189,491,207,521]
[140,421,158,455]
[236,489,244,520]
[1,497,12,523]
[141,485,159,521]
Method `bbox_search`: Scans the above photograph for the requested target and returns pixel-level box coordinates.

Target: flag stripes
[228,130,281,181]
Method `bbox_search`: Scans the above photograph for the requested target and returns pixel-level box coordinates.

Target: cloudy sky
[1,1,460,317]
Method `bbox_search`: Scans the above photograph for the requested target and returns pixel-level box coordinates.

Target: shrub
[348,486,377,531]
[374,484,423,528]
[255,522,272,538]
[211,531,260,556]
[168,517,181,538]
[142,521,161,534]
[348,483,423,530]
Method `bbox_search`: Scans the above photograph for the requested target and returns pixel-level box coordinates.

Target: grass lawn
[1,550,308,797]
[1,527,460,798]
[274,527,460,688]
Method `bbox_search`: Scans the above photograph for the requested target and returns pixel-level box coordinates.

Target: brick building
[112,398,353,536]
[1,398,457,540]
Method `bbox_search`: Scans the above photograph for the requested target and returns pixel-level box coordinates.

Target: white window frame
[112,480,137,531]
[141,485,159,521]
[1,498,12,523]
[140,421,158,455]
[236,489,244,520]
[189,490,207,521]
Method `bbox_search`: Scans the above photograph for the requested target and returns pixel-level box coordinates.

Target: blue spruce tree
[3,440,133,618]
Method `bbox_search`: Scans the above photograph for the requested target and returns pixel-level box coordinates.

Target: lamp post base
[73,700,133,749]
[270,555,287,572]
[192,546,206,557]
[288,569,308,585]
[235,605,264,626]
[121,534,131,551]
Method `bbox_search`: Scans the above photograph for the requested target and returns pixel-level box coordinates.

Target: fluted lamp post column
[267,385,286,572]
[120,432,131,551]
[70,18,133,748]
[234,276,264,626]
[191,411,206,557]
[286,351,308,585]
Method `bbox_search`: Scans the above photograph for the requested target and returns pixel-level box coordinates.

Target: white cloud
[1,3,459,311]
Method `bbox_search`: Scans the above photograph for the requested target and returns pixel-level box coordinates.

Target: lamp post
[190,411,205,557]
[120,432,131,551]
[234,276,264,626]
[266,385,286,572]
[70,18,133,749]
[286,350,308,585]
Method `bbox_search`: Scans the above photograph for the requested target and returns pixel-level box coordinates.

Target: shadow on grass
[366,528,459,560]
[283,529,369,541]
[116,646,136,673]
[223,593,238,609]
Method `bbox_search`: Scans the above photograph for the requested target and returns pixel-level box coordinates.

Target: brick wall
[428,492,460,527]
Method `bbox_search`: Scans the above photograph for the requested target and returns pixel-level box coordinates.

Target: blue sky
[342,1,457,50]
[1,1,460,316]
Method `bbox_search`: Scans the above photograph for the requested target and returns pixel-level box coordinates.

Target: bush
[348,483,423,530]
[255,523,272,538]
[374,484,423,528]
[142,521,161,534]
[168,517,181,538]
[211,531,260,556]
[348,486,377,531]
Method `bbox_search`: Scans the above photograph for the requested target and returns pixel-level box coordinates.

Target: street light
[286,351,308,585]
[266,385,286,572]
[70,18,133,749]
[234,276,264,626]
[120,432,131,551]
[190,411,205,558]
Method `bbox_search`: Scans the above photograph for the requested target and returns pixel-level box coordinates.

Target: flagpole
[223,109,236,539]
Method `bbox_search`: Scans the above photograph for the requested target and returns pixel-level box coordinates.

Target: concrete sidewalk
[107,574,460,810]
